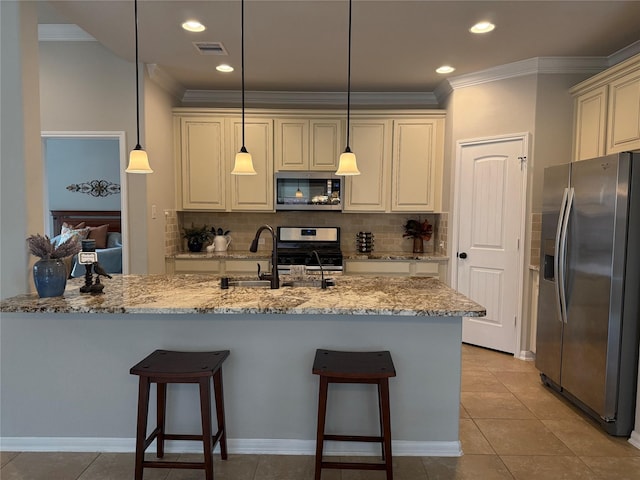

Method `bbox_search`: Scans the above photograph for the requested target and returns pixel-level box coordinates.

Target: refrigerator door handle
[558,187,574,324]
[554,188,570,324]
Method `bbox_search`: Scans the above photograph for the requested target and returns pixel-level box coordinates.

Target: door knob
[458,252,468,259]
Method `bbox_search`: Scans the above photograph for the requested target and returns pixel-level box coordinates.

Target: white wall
[39,41,148,274]
[0,1,44,299]
[143,69,179,273]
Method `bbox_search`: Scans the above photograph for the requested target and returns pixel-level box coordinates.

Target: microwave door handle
[558,187,574,324]
[554,187,569,324]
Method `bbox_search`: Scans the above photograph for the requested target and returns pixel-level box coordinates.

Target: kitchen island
[0,274,484,457]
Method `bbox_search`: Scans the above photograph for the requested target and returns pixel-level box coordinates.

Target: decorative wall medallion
[66,179,121,197]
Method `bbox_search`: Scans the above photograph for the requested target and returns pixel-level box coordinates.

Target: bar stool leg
[377,382,385,461]
[134,377,150,480]
[314,376,329,480]
[199,378,214,480]
[213,368,228,460]
[379,378,393,480]
[156,382,166,458]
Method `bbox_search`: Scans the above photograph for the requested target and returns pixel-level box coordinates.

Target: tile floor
[2,344,639,479]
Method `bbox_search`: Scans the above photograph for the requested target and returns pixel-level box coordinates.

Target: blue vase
[33,258,67,298]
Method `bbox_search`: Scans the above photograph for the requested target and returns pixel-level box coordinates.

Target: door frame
[41,131,129,274]
[451,132,530,358]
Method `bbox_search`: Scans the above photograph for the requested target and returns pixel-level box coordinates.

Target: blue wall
[44,138,121,218]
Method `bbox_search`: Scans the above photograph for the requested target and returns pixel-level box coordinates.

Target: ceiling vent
[193,42,228,55]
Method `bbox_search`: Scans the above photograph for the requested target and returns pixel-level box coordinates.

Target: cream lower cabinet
[227,117,274,211]
[391,118,444,212]
[176,117,226,210]
[275,118,342,171]
[343,120,392,212]
[344,259,444,279]
[167,257,269,274]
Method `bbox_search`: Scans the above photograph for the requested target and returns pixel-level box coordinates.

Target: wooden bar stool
[312,349,396,480]
[130,350,230,480]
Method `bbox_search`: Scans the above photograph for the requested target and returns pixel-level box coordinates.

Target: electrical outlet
[258,238,266,245]
[151,204,157,219]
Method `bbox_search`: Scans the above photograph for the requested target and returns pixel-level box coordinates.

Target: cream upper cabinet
[227,117,274,211]
[573,85,607,161]
[343,120,392,212]
[391,118,444,212]
[176,117,226,210]
[571,53,640,161]
[607,68,640,154]
[275,118,342,171]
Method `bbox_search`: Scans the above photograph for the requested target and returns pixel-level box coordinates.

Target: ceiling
[40,1,640,94]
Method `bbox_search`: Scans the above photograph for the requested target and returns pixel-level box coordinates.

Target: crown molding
[38,24,95,42]
[146,64,186,101]
[608,40,640,66]
[433,55,611,103]
[181,90,439,108]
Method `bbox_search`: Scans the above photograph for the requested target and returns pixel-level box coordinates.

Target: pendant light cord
[241,0,246,150]
[134,0,141,148]
[346,0,352,150]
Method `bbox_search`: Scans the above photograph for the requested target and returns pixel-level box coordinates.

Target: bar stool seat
[312,349,396,480]
[130,350,230,480]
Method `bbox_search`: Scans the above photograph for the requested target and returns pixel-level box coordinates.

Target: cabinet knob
[458,252,468,259]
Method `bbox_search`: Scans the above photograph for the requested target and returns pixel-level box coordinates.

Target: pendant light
[231,0,257,175]
[295,180,303,198]
[125,0,153,174]
[335,0,360,176]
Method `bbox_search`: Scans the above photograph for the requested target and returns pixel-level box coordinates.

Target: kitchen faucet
[249,224,279,289]
[311,250,327,289]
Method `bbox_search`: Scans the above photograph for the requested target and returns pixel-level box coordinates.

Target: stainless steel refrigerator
[536,151,640,436]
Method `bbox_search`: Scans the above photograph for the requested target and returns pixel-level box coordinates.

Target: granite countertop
[343,252,449,261]
[0,274,485,317]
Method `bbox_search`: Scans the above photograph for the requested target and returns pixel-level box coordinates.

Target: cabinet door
[343,120,392,212]
[310,119,342,170]
[179,118,226,210]
[606,69,640,154]
[228,118,274,211]
[391,119,444,212]
[275,119,308,171]
[573,86,607,161]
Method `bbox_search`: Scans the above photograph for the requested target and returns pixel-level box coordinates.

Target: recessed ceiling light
[470,21,495,34]
[182,20,206,33]
[216,64,234,73]
[436,66,455,74]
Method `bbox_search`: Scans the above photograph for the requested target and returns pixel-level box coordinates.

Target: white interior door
[456,135,527,354]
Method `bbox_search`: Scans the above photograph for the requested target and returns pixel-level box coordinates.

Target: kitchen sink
[220,278,335,289]
[221,279,272,288]
[281,278,335,288]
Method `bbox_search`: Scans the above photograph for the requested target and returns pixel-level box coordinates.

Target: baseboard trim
[0,437,462,457]
[517,350,535,361]
[629,430,640,450]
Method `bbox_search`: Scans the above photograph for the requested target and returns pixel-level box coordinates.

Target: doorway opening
[41,131,129,274]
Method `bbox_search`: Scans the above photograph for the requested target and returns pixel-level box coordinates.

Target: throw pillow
[57,223,89,247]
[87,224,109,249]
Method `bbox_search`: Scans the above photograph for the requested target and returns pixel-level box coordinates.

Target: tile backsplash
[169,211,447,256]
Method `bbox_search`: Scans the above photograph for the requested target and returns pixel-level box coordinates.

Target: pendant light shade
[127,146,152,173]
[336,147,360,175]
[231,0,257,176]
[126,0,152,174]
[231,147,257,175]
[336,0,360,176]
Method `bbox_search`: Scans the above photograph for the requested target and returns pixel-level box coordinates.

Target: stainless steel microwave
[275,172,342,211]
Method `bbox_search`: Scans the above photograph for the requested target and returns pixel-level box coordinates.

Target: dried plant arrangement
[26,234,81,260]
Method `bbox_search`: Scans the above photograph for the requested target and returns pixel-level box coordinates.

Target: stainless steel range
[276,226,343,273]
